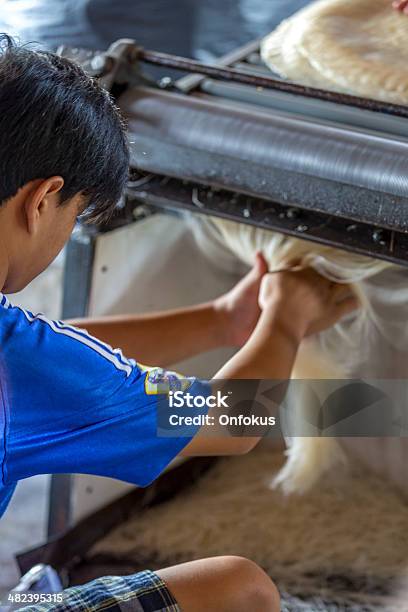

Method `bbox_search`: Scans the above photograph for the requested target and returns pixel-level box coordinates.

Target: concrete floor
[0,257,63,593]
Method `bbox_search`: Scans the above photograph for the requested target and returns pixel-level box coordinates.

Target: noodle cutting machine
[40,37,408,546]
[62,37,408,266]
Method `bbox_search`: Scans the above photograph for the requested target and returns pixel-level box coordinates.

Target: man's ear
[24,176,65,235]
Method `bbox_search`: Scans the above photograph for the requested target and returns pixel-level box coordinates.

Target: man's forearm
[69,256,267,367]
[182,307,301,457]
[69,301,229,367]
[215,306,301,380]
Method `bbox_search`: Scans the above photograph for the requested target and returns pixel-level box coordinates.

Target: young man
[0,35,357,611]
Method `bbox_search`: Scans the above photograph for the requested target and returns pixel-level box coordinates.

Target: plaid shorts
[18,571,180,612]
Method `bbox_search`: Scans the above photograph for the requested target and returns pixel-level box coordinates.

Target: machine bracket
[128,175,408,268]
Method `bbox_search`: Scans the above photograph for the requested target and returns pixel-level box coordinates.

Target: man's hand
[393,0,408,13]
[259,266,359,341]
[187,264,359,457]
[214,252,268,347]
[214,257,357,349]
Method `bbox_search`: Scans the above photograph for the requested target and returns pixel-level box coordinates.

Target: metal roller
[120,86,408,232]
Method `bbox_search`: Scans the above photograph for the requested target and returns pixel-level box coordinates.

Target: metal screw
[296,224,309,233]
[372,230,386,245]
[133,205,150,219]
[158,76,173,89]
[91,54,107,72]
[286,208,300,219]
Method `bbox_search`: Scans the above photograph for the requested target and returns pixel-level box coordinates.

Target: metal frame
[47,32,408,541]
[137,47,408,118]
[129,177,408,267]
[118,41,408,264]
[47,227,97,539]
[84,39,408,118]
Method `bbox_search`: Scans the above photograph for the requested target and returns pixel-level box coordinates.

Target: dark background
[0,0,310,58]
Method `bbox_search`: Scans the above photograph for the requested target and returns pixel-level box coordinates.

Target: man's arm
[182,268,358,457]
[69,254,268,367]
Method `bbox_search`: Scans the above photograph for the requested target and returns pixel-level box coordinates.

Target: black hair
[0,34,129,223]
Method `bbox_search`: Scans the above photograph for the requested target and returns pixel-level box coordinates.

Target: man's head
[0,34,129,293]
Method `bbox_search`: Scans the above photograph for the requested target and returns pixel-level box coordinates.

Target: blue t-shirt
[0,293,209,517]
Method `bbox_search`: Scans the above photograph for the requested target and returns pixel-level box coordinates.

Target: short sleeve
[0,304,210,489]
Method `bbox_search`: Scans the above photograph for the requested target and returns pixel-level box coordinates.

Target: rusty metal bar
[175,39,261,93]
[139,48,408,118]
